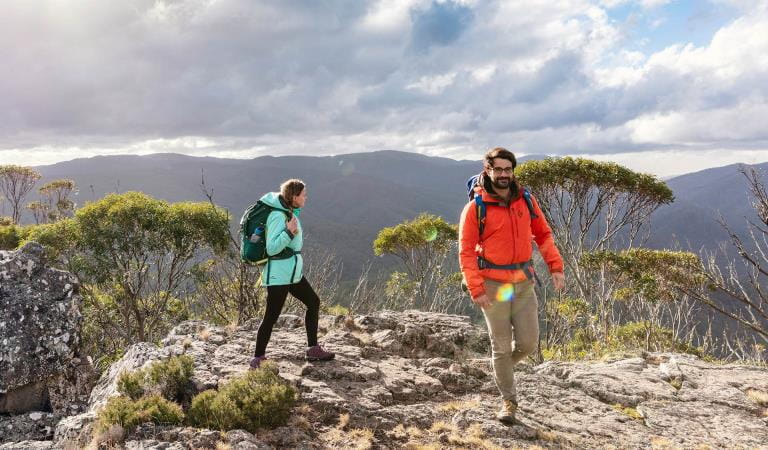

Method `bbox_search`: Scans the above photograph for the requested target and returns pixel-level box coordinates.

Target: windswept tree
[25,191,230,360]
[581,249,707,352]
[373,213,462,312]
[517,157,674,341]
[27,201,48,225]
[676,167,768,348]
[0,165,42,224]
[39,179,77,221]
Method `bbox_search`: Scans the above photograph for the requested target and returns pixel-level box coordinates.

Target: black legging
[254,276,320,357]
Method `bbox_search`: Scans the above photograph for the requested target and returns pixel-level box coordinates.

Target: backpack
[239,201,290,264]
[465,174,537,235]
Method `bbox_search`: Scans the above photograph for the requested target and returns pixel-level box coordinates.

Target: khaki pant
[481,279,539,402]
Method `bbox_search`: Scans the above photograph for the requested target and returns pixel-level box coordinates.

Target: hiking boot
[306,345,335,361]
[249,355,268,370]
[496,399,517,424]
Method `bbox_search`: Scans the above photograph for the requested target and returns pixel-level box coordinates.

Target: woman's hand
[286,216,299,235]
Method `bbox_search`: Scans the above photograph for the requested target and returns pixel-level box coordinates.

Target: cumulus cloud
[0,0,766,175]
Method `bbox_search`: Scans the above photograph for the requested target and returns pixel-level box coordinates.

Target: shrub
[115,355,195,404]
[97,394,184,433]
[117,370,146,401]
[147,354,195,404]
[188,364,296,432]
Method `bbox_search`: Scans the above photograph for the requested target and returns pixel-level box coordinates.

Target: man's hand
[552,272,565,291]
[286,216,299,235]
[472,293,493,309]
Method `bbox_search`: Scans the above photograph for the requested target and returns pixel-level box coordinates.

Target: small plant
[438,399,480,413]
[746,389,768,407]
[612,403,643,421]
[324,304,350,316]
[187,364,296,433]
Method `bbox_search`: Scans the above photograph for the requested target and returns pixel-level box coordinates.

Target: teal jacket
[260,192,303,286]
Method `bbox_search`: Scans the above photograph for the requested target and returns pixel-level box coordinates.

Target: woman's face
[293,188,307,208]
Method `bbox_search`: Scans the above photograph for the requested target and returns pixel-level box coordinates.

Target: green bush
[147,354,195,404]
[187,364,296,433]
[117,370,146,401]
[0,224,33,251]
[544,322,706,360]
[115,355,195,404]
[97,394,184,433]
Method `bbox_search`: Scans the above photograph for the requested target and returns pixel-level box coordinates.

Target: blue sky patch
[606,0,739,54]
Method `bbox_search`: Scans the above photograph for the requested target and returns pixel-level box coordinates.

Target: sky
[1,0,767,178]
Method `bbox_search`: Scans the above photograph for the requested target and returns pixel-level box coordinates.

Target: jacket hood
[259,192,301,215]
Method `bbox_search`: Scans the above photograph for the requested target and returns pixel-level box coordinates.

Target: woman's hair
[280,179,305,206]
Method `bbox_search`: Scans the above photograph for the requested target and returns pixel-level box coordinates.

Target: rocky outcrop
[0,242,94,443]
[47,310,768,449]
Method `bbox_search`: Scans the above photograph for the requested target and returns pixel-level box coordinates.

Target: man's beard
[491,177,511,189]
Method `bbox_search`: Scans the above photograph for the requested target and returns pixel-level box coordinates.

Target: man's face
[486,158,514,189]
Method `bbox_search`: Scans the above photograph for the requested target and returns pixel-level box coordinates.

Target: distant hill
[27,152,766,279]
[31,151,543,279]
[648,162,767,254]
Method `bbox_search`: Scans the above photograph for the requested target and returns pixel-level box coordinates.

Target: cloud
[0,0,766,177]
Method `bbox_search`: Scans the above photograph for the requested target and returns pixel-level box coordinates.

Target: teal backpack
[239,201,290,264]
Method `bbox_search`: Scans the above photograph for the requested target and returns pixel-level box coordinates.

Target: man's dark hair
[484,147,516,170]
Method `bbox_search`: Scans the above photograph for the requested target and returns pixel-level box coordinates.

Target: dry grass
[445,423,502,450]
[428,421,455,434]
[396,421,506,450]
[324,427,374,450]
[182,337,193,350]
[438,399,480,413]
[224,322,238,336]
[198,328,212,341]
[390,424,424,440]
[650,436,676,450]
[321,412,374,450]
[289,414,312,431]
[403,444,441,450]
[351,331,373,345]
[337,413,351,430]
[612,404,643,420]
[746,389,768,406]
[87,424,125,449]
[215,442,232,450]
[536,429,559,442]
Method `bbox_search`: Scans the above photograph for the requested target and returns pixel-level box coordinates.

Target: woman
[250,179,335,369]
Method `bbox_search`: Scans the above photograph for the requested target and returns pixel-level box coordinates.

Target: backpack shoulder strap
[474,194,486,235]
[522,188,538,220]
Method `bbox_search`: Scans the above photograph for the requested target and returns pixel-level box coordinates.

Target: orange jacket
[459,183,563,299]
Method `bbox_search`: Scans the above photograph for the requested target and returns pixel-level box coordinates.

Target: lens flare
[340,161,355,176]
[496,283,515,302]
[424,226,438,242]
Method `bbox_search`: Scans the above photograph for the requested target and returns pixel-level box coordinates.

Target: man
[459,147,565,424]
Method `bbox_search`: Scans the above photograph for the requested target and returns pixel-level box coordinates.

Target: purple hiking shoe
[306,345,335,361]
[249,355,268,370]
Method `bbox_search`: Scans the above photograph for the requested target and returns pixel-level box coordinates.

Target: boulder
[0,242,94,416]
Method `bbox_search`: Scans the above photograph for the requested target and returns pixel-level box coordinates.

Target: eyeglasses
[490,166,514,175]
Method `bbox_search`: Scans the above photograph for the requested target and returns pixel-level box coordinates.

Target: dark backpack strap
[522,188,538,220]
[477,257,542,286]
[474,194,486,235]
